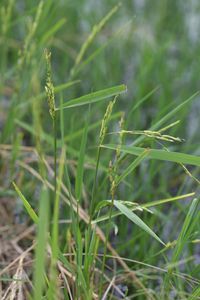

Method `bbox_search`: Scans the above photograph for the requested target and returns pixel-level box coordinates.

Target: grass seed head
[45,49,55,120]
[99,96,117,145]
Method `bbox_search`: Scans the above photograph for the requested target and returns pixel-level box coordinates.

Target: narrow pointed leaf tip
[12,182,38,224]
[56,84,127,110]
[113,201,165,246]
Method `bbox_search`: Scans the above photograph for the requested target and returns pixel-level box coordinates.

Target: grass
[0,1,200,299]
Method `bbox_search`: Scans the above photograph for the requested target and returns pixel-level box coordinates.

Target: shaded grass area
[0,0,200,299]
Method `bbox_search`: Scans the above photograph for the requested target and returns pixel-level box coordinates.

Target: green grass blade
[75,113,89,298]
[15,118,108,173]
[75,117,89,201]
[127,86,160,120]
[12,182,38,224]
[13,181,75,276]
[33,185,49,300]
[171,198,199,264]
[40,18,66,44]
[113,200,165,245]
[50,146,66,298]
[15,111,121,145]
[56,84,127,110]
[150,91,199,132]
[102,144,200,167]
[58,251,75,275]
[1,104,16,143]
[126,91,199,148]
[18,80,80,109]
[52,147,66,259]
[116,149,149,186]
[165,198,199,291]
[70,3,121,77]
[74,20,132,77]
[143,193,195,209]
[64,112,121,142]
[92,193,195,224]
[189,285,200,300]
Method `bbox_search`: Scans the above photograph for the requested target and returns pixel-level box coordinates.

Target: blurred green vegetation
[0,0,200,299]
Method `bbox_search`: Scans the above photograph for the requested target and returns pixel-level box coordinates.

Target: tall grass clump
[0,1,200,299]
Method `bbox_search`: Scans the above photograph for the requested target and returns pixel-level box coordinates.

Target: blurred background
[1,0,200,140]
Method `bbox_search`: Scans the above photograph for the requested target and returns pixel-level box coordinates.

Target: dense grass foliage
[0,1,200,299]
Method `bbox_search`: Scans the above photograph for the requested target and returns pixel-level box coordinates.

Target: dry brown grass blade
[101,276,115,300]
[94,267,126,299]
[0,244,34,278]
[0,144,34,152]
[2,256,24,300]
[58,263,73,300]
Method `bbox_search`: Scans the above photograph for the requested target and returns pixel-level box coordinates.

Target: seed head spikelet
[45,49,55,119]
[99,96,117,145]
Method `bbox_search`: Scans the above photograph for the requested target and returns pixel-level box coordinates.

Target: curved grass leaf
[40,18,66,44]
[18,80,80,109]
[102,144,200,167]
[13,181,38,224]
[92,193,195,224]
[95,200,112,213]
[74,20,133,77]
[126,86,160,122]
[56,85,127,110]
[150,92,199,132]
[116,149,149,185]
[113,200,165,246]
[70,3,121,77]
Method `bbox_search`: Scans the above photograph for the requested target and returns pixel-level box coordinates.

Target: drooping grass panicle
[112,129,183,143]
[44,48,56,120]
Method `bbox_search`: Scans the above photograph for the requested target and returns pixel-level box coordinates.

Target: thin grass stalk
[88,98,116,233]
[59,96,82,296]
[44,48,59,299]
[99,114,123,296]
[53,114,57,206]
[85,99,116,291]
[84,146,101,290]
[99,167,115,297]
